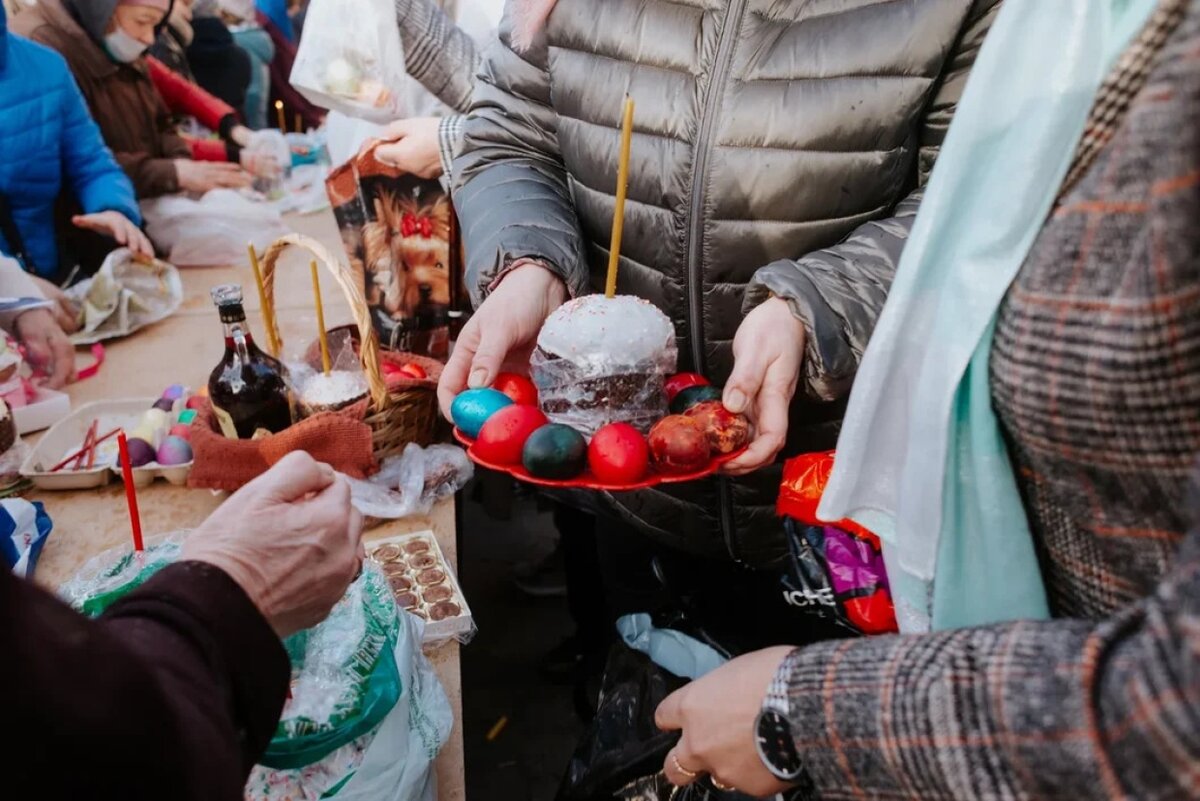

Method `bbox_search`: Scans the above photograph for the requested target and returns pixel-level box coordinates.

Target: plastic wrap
[347,443,473,520]
[140,190,289,267]
[532,295,677,437]
[289,0,407,122]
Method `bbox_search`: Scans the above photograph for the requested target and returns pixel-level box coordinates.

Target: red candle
[117,431,144,552]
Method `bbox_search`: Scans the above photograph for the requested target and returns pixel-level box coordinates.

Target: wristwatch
[754,648,807,782]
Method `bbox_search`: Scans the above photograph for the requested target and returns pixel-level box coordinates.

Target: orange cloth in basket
[187,400,378,491]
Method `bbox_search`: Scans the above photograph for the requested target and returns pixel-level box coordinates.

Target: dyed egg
[398,362,427,380]
[451,388,513,438]
[664,372,709,403]
[141,408,170,432]
[684,401,751,455]
[493,372,538,407]
[125,437,157,467]
[162,384,187,401]
[177,409,198,425]
[475,405,548,465]
[156,436,193,466]
[588,422,650,484]
[669,384,723,415]
[152,398,175,413]
[185,395,207,413]
[129,425,163,448]
[648,415,711,474]
[168,423,192,441]
[522,424,587,480]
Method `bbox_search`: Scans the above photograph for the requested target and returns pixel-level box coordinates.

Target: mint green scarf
[818,0,1161,632]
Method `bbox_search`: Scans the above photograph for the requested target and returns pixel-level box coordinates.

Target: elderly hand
[721,297,805,476]
[182,452,365,637]
[72,211,153,259]
[15,308,76,389]
[437,261,567,418]
[656,646,797,797]
[372,117,443,179]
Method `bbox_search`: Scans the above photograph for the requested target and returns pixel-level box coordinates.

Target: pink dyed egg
[169,424,192,441]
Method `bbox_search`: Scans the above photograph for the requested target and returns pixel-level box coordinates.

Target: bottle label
[211,403,239,439]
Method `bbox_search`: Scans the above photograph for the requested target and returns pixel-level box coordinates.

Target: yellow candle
[247,243,280,357]
[294,113,302,134]
[605,96,635,299]
[311,260,331,375]
[275,100,286,132]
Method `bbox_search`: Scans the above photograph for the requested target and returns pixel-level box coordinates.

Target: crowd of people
[4,0,1200,798]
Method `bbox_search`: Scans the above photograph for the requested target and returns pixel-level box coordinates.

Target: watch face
[755,709,804,781]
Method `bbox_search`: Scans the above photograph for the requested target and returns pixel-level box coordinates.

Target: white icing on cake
[537,295,675,370]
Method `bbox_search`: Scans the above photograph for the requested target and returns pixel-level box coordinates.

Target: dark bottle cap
[211,284,247,323]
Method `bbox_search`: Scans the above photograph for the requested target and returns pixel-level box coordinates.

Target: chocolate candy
[394,591,420,610]
[388,574,413,593]
[409,553,438,571]
[422,584,453,603]
[429,601,461,621]
[404,539,431,555]
[372,543,403,563]
[417,568,446,586]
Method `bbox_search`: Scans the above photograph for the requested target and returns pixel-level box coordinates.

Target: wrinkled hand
[182,452,365,637]
[15,308,76,389]
[72,211,153,259]
[721,297,805,476]
[371,117,443,179]
[175,159,252,193]
[437,262,567,418]
[29,275,80,335]
[656,646,797,797]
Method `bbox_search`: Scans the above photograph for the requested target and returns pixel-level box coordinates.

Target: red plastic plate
[453,428,744,491]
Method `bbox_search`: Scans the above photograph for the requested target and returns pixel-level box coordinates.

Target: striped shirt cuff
[438,114,465,190]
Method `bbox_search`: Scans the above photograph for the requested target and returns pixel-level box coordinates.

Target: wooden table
[27,210,466,801]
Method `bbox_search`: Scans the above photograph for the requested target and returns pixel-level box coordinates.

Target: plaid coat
[781,4,1200,798]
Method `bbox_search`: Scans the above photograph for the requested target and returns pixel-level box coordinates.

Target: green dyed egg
[522,424,587,480]
[669,384,723,415]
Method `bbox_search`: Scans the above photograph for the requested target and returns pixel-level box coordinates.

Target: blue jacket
[0,4,140,277]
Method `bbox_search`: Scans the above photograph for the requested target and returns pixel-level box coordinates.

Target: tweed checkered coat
[781,4,1200,798]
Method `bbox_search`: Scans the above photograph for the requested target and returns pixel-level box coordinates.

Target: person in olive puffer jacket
[441,0,1003,603]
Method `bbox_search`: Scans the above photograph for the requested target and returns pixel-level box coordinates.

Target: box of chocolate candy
[366,530,473,644]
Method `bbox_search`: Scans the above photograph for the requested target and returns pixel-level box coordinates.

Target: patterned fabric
[782,4,1200,798]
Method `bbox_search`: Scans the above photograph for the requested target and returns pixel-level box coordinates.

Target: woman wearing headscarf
[651,1,1200,797]
[12,0,251,198]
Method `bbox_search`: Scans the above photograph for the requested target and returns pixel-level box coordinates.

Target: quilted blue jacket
[0,4,140,277]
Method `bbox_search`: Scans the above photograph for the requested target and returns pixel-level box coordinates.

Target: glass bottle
[207,284,294,439]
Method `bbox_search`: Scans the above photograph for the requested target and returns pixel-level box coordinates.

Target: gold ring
[671,754,700,780]
[711,777,735,792]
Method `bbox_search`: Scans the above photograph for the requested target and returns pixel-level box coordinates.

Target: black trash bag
[615,772,758,801]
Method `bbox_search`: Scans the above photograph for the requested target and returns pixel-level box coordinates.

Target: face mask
[103,27,148,63]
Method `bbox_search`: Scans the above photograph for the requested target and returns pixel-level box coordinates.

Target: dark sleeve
[394,0,481,113]
[778,528,1200,799]
[743,0,1002,402]
[451,11,590,307]
[5,560,289,801]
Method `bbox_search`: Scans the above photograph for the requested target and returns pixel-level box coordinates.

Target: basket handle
[258,233,389,409]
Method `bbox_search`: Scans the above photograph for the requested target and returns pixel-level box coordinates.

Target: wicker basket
[259,233,441,460]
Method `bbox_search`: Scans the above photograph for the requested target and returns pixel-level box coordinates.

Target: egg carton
[366,530,474,645]
[21,398,193,491]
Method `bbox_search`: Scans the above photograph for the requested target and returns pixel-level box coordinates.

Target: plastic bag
[140,190,289,267]
[0,499,52,578]
[66,249,184,344]
[777,453,896,636]
[346,443,473,519]
[289,0,407,122]
[244,128,291,198]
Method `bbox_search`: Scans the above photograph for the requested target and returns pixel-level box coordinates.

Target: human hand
[15,308,76,388]
[182,451,365,638]
[437,262,567,418]
[72,211,153,259]
[721,297,805,476]
[656,646,797,796]
[229,123,253,148]
[174,159,252,193]
[371,117,443,179]
[29,275,80,334]
[240,147,283,179]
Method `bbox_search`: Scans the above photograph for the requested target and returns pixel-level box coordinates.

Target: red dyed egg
[474,404,549,465]
[398,362,427,380]
[169,424,193,442]
[648,415,711,474]
[663,372,709,403]
[588,422,650,484]
[684,401,751,455]
[493,372,538,406]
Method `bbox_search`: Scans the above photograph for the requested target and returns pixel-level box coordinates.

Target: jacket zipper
[683,0,748,562]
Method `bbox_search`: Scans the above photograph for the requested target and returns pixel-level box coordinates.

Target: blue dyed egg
[451,388,513,438]
[162,384,187,401]
[156,436,194,466]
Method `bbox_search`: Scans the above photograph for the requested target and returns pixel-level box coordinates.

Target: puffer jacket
[0,2,139,277]
[455,0,1001,566]
[13,0,191,198]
